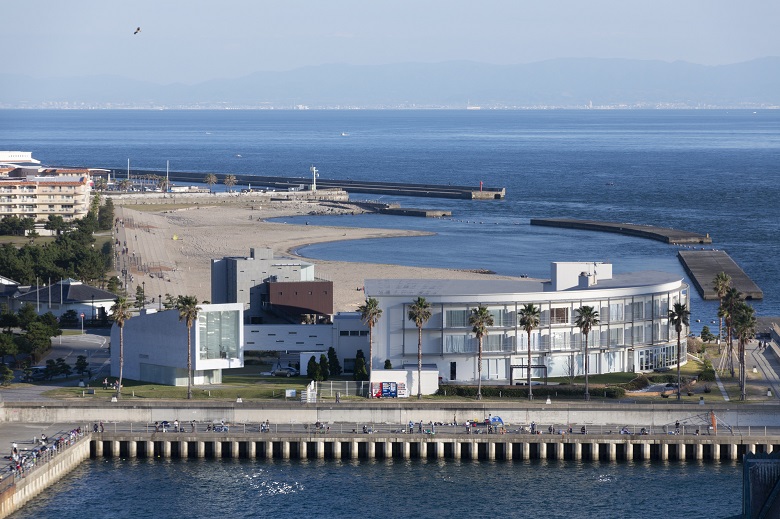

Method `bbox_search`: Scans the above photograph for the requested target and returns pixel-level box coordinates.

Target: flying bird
[134,27,141,35]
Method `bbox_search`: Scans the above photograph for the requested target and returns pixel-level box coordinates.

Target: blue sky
[8,1,779,84]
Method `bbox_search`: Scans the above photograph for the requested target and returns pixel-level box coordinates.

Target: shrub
[622,374,651,391]
[698,368,716,382]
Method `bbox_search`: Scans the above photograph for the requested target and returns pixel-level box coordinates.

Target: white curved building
[365,262,689,385]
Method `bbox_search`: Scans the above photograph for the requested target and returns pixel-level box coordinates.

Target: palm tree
[668,302,690,401]
[176,295,201,400]
[110,297,132,398]
[518,303,540,400]
[407,297,431,400]
[224,174,237,193]
[732,302,756,401]
[118,179,132,192]
[204,173,217,193]
[469,305,494,400]
[723,287,742,378]
[358,297,382,386]
[574,305,600,401]
[713,272,731,354]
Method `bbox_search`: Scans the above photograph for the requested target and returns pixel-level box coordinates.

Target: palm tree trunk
[417,326,422,400]
[584,335,590,401]
[477,338,482,400]
[527,331,533,401]
[718,316,723,354]
[187,326,192,400]
[118,328,124,397]
[368,326,373,398]
[676,332,681,401]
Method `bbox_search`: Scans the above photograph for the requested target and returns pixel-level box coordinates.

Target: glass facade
[198,310,241,360]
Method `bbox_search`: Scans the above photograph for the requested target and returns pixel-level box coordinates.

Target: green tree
[469,305,494,400]
[110,297,132,397]
[134,285,146,309]
[307,355,321,381]
[224,174,237,192]
[713,272,731,354]
[733,302,756,401]
[358,297,382,382]
[384,359,392,369]
[0,333,17,365]
[407,297,431,400]
[21,322,52,363]
[518,303,540,401]
[204,173,218,193]
[75,354,89,376]
[0,365,13,386]
[17,303,39,331]
[55,357,72,378]
[98,197,115,231]
[327,346,342,377]
[162,293,178,309]
[0,306,17,333]
[668,302,690,401]
[575,305,600,401]
[353,349,368,382]
[700,325,715,343]
[176,295,201,399]
[319,354,330,381]
[44,215,70,236]
[44,359,57,380]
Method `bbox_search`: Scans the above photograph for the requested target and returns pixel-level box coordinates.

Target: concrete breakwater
[0,434,91,519]
[92,431,778,463]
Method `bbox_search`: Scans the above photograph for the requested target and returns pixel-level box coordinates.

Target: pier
[110,169,506,200]
[678,250,763,300]
[91,431,777,463]
[530,218,712,244]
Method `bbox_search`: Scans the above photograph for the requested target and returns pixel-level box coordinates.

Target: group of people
[6,428,84,480]
[102,378,120,391]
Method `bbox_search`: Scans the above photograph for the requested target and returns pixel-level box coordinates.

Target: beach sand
[114,194,520,312]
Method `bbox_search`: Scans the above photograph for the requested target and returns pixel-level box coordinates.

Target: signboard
[80,313,85,318]
[285,389,296,398]
[381,382,398,398]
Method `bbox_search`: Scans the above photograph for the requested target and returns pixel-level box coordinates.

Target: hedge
[437,385,625,399]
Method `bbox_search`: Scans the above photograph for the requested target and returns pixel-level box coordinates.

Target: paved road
[2,332,110,402]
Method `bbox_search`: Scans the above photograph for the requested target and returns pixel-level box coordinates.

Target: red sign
[80,313,85,318]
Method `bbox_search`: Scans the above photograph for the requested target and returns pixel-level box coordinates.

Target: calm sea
[10,458,741,519]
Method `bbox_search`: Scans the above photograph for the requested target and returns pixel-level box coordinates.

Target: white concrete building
[365,262,689,386]
[110,303,244,386]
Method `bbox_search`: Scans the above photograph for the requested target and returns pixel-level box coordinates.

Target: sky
[7,1,780,85]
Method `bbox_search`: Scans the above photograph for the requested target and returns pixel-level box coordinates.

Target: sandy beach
[113,193,520,312]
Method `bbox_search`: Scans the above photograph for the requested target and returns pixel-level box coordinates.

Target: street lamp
[80,312,85,334]
[141,281,145,309]
[158,294,162,311]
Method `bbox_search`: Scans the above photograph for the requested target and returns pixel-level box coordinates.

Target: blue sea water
[10,458,742,519]
[2,109,777,324]
[0,109,772,516]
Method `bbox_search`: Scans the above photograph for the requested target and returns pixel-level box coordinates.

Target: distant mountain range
[4,57,780,109]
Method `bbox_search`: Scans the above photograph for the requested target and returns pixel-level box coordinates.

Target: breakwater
[530,218,712,244]
[92,431,776,463]
[107,169,507,200]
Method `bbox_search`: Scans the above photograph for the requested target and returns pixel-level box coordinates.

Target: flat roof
[365,271,682,297]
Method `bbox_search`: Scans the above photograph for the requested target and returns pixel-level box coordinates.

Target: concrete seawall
[3,401,780,431]
[92,431,779,463]
[0,434,91,519]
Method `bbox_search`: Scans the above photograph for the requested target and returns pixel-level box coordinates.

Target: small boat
[341,132,349,136]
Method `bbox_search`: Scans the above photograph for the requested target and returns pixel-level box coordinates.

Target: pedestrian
[418,421,423,434]
[408,421,413,434]
[191,420,196,433]
[99,421,104,433]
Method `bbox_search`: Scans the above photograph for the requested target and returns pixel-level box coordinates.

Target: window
[340,331,349,336]
[550,307,568,325]
[446,310,468,327]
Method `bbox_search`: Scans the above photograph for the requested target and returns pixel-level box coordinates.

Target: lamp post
[91,295,95,322]
[141,281,145,309]
[158,294,162,311]
[80,312,85,334]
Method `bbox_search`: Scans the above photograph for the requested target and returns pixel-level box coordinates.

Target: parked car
[273,367,299,377]
[23,366,47,382]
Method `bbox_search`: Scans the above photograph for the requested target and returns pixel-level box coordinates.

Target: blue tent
[489,416,504,426]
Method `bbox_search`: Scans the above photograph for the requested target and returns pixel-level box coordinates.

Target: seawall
[0,433,91,519]
[91,431,778,463]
